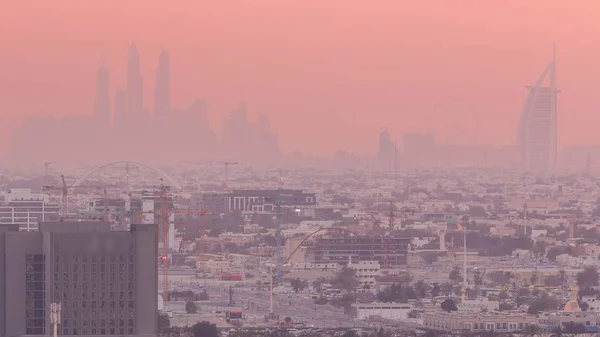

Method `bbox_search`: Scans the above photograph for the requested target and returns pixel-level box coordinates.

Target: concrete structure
[352,302,414,320]
[0,221,158,337]
[307,234,410,266]
[348,260,381,288]
[517,48,558,171]
[422,310,537,333]
[0,188,60,231]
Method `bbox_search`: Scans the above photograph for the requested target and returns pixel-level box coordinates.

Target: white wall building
[0,188,60,231]
[348,260,381,288]
[352,302,414,320]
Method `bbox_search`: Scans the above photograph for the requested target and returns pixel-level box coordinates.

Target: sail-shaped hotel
[517,48,558,171]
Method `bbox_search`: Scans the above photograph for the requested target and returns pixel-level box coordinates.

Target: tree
[498,302,515,311]
[284,316,292,323]
[430,283,441,297]
[290,277,307,293]
[186,301,198,314]
[441,282,453,296]
[440,298,458,312]
[521,324,540,337]
[558,269,568,290]
[449,265,461,284]
[577,267,599,288]
[527,292,560,314]
[414,280,429,299]
[530,273,539,286]
[563,322,587,334]
[408,310,420,318]
[158,312,170,332]
[312,278,324,293]
[473,269,484,286]
[331,293,356,315]
[377,283,416,303]
[332,267,359,291]
[191,321,219,337]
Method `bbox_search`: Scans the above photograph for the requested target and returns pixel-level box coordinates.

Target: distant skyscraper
[94,63,110,125]
[154,50,171,116]
[127,42,144,118]
[115,89,127,127]
[378,130,395,170]
[517,47,558,171]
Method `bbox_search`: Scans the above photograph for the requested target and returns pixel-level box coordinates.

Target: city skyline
[10,43,279,165]
[2,1,600,158]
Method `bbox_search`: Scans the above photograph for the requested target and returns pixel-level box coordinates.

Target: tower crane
[223,161,238,189]
[42,175,113,219]
[137,183,223,301]
[43,161,54,176]
[371,214,389,268]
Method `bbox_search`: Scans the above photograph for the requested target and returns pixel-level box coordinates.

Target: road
[168,275,369,328]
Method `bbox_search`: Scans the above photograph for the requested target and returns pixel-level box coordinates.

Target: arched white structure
[69,160,182,191]
[517,48,558,171]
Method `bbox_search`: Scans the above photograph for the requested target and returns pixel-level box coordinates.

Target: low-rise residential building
[348,260,381,288]
[422,311,537,333]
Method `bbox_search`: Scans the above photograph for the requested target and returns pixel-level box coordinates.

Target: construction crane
[223,161,238,189]
[42,175,110,219]
[137,184,222,301]
[371,214,390,268]
[43,161,54,176]
[42,175,69,218]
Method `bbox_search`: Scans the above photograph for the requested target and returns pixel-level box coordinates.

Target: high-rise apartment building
[127,42,144,119]
[517,48,558,171]
[154,50,170,116]
[0,221,158,337]
[378,130,395,171]
[114,89,127,127]
[94,63,111,126]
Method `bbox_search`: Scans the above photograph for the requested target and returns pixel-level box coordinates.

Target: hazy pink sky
[1,1,599,155]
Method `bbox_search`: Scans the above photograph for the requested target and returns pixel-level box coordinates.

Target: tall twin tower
[93,42,171,125]
[517,46,558,172]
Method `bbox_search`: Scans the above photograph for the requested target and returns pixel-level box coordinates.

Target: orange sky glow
[1,0,599,155]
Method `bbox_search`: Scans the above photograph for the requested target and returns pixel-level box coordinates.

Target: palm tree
[522,324,540,337]
[558,270,568,290]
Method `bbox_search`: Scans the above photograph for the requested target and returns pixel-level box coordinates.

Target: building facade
[422,311,537,333]
[0,188,60,231]
[0,221,158,337]
[202,189,317,213]
[307,234,410,266]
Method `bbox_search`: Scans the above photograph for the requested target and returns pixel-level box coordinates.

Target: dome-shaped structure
[563,282,581,312]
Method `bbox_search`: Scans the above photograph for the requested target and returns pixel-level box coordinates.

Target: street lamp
[50,302,61,337]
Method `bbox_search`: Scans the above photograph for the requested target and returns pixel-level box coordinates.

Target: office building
[227,189,317,212]
[0,221,158,337]
[0,188,60,231]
